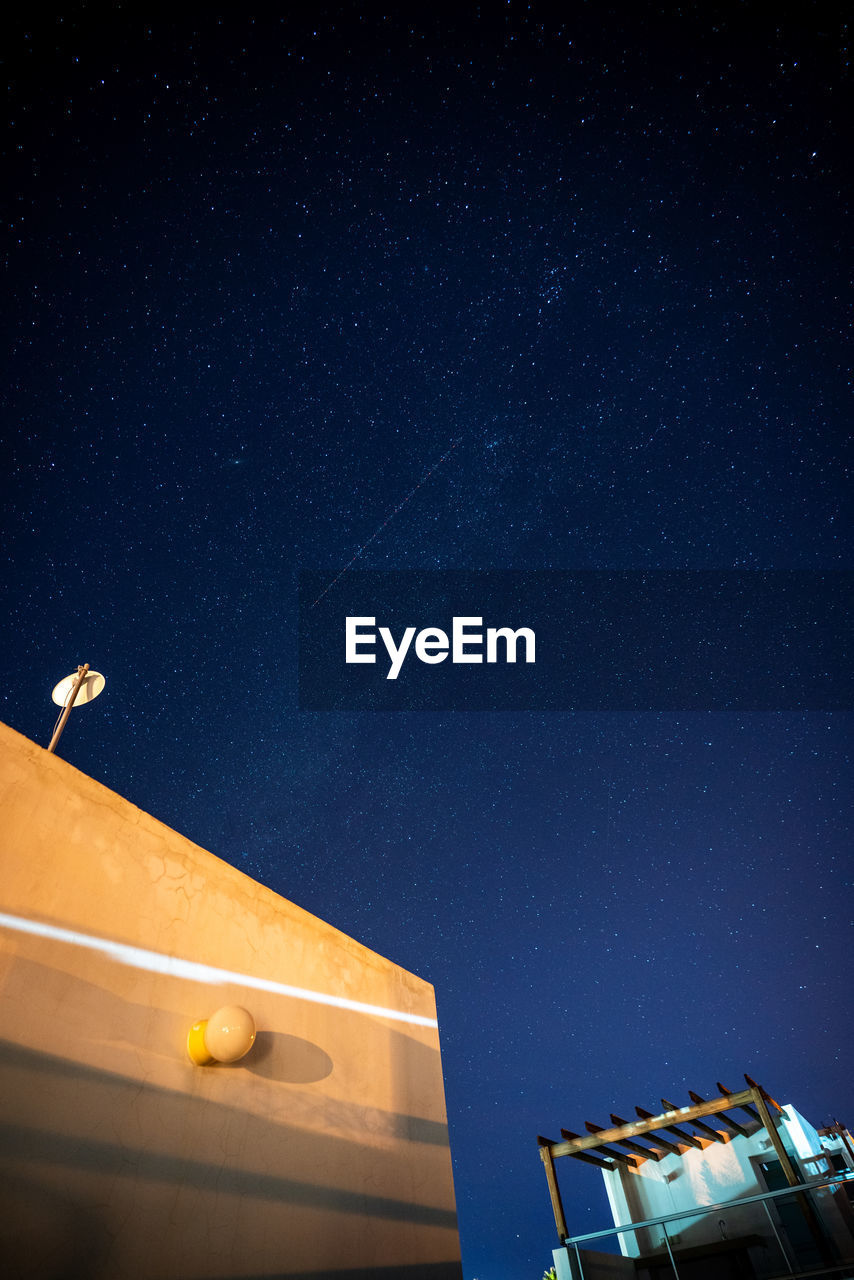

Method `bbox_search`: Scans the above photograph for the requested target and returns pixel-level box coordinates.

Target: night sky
[2,5,852,1278]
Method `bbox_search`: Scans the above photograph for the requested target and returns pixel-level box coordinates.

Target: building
[538,1080,854,1279]
[0,719,462,1280]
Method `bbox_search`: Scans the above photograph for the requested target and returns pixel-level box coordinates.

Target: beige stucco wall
[0,720,461,1280]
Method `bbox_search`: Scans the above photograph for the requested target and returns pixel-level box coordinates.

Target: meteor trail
[311,437,462,607]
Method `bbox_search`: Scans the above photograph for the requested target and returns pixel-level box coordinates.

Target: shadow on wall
[0,1171,110,1280]
[0,1036,456,1220]
[0,1034,459,1278]
[250,1030,335,1083]
[0,1166,462,1280]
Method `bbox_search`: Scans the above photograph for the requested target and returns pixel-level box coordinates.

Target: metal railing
[561,1171,854,1279]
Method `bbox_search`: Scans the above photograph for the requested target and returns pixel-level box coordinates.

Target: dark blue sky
[2,5,851,1277]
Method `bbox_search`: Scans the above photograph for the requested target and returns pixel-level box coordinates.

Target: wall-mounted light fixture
[187,1004,256,1065]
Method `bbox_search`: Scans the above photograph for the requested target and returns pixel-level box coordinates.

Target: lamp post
[47,664,105,754]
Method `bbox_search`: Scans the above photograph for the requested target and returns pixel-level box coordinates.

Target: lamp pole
[47,664,90,754]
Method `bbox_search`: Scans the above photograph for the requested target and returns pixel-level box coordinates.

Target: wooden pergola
[537,1074,809,1243]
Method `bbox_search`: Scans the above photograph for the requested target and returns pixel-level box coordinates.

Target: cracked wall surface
[0,720,461,1280]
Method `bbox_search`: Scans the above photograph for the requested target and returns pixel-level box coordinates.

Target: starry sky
[2,5,851,1277]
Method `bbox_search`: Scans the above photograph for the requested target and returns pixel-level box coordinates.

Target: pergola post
[750,1086,834,1268]
[539,1140,568,1241]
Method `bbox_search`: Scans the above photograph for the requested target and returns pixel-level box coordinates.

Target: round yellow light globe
[188,1005,256,1065]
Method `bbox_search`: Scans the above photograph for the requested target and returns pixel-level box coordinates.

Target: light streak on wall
[0,911,438,1028]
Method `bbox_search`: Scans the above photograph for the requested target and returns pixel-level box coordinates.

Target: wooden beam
[745,1073,782,1112]
[562,1129,636,1168]
[610,1114,674,1158]
[750,1091,799,1188]
[586,1120,663,1162]
[824,1120,854,1165]
[538,1141,568,1241]
[544,1091,756,1160]
[718,1081,760,1123]
[662,1098,726,1144]
[607,1115,680,1157]
[636,1105,704,1150]
[571,1150,619,1169]
[689,1091,750,1137]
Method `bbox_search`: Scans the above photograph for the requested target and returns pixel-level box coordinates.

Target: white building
[539,1079,854,1279]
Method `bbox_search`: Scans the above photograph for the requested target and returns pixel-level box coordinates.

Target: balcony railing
[559,1171,854,1279]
